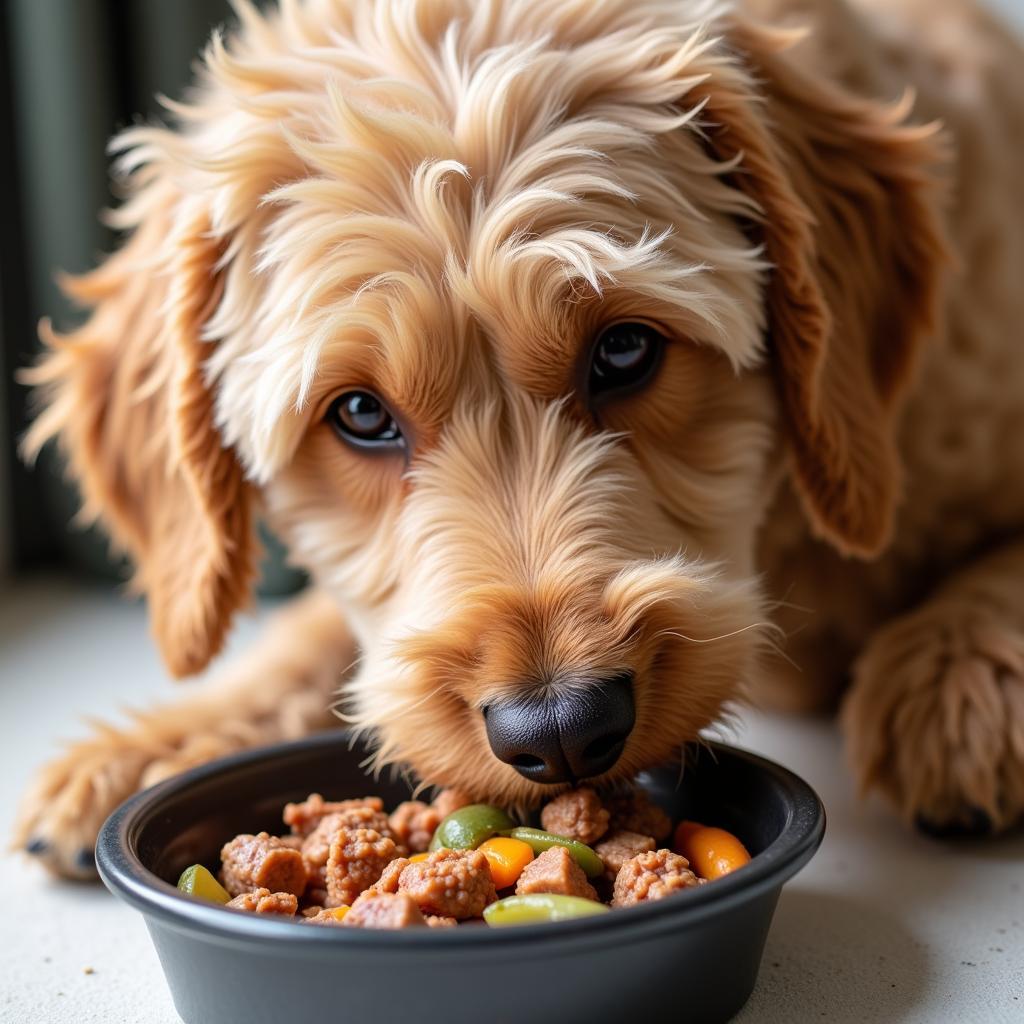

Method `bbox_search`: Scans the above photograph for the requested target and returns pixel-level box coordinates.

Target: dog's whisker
[759,632,803,673]
[378,680,457,719]
[410,778,433,801]
[675,743,687,789]
[338,655,363,682]
[763,597,816,615]
[329,693,363,723]
[758,580,816,617]
[657,621,776,644]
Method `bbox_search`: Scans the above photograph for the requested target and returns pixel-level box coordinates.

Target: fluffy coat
[16,0,1024,876]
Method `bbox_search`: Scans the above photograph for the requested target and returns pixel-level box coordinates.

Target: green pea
[429,804,517,852]
[501,827,605,878]
[176,863,231,904]
[484,893,610,926]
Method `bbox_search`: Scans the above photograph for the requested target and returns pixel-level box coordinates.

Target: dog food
[176,785,751,929]
[220,832,308,897]
[611,848,702,907]
[673,821,752,880]
[540,788,610,844]
[225,888,299,915]
[593,830,658,880]
[514,846,599,900]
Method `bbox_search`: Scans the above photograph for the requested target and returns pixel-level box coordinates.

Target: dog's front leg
[14,589,354,878]
[842,537,1024,835]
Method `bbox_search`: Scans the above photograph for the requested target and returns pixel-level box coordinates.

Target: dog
[15,0,1024,878]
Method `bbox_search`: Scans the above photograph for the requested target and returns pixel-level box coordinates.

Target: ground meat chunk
[276,835,305,851]
[283,793,385,837]
[344,893,427,929]
[225,888,298,915]
[301,807,402,888]
[540,787,610,844]
[383,789,472,853]
[594,830,657,881]
[367,857,410,895]
[430,788,473,819]
[388,802,443,853]
[324,828,400,907]
[514,846,598,900]
[300,904,325,918]
[220,833,307,897]
[396,849,497,919]
[604,791,672,842]
[612,849,700,906]
[303,907,348,927]
[425,915,458,928]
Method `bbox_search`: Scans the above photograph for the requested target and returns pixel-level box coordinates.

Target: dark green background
[0,0,301,592]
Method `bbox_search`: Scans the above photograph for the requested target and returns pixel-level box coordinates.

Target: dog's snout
[484,672,635,784]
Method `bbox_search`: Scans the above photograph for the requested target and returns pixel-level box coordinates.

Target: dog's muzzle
[483,672,635,784]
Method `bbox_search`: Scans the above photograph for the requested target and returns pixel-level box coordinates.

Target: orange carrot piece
[478,837,535,889]
[672,820,751,880]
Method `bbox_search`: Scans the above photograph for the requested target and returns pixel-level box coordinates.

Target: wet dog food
[176,785,751,929]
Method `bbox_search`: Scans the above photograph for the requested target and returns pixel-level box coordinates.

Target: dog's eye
[327,391,404,449]
[588,322,665,400]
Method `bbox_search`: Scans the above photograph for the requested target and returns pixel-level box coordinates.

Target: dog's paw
[842,601,1024,835]
[13,735,154,879]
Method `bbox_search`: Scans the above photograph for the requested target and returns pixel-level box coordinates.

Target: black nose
[484,672,635,784]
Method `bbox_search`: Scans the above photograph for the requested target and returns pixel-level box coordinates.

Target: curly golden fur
[15,0,1024,876]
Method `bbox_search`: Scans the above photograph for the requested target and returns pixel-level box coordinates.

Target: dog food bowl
[96,732,824,1024]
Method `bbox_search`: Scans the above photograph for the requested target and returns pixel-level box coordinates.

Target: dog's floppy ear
[24,179,258,677]
[700,19,950,557]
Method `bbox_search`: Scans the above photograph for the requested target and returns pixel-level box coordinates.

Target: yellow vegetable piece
[478,837,534,889]
[176,863,231,904]
[327,906,349,921]
[408,852,431,863]
[673,821,751,880]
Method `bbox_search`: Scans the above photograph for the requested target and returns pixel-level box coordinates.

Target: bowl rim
[97,732,825,950]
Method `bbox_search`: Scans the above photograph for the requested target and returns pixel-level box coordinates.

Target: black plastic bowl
[97,733,824,1024]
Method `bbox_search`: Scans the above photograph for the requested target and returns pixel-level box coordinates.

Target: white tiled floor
[1,575,1021,1024]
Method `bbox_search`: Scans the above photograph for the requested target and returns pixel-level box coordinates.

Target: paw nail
[75,847,97,871]
[26,837,49,855]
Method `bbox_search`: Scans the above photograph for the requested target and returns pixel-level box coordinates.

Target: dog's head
[26,0,947,803]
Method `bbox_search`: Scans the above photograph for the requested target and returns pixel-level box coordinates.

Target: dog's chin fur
[25,0,954,806]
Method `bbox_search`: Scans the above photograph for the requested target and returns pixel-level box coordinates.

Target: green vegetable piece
[484,893,610,926]
[502,827,605,878]
[429,804,517,852]
[176,863,231,905]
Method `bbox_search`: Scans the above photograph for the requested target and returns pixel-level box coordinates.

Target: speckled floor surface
[0,575,1021,1023]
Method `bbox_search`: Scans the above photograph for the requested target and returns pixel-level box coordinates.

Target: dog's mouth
[351,552,764,807]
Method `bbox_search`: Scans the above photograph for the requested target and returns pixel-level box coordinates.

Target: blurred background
[1,0,1023,590]
[0,0,302,594]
